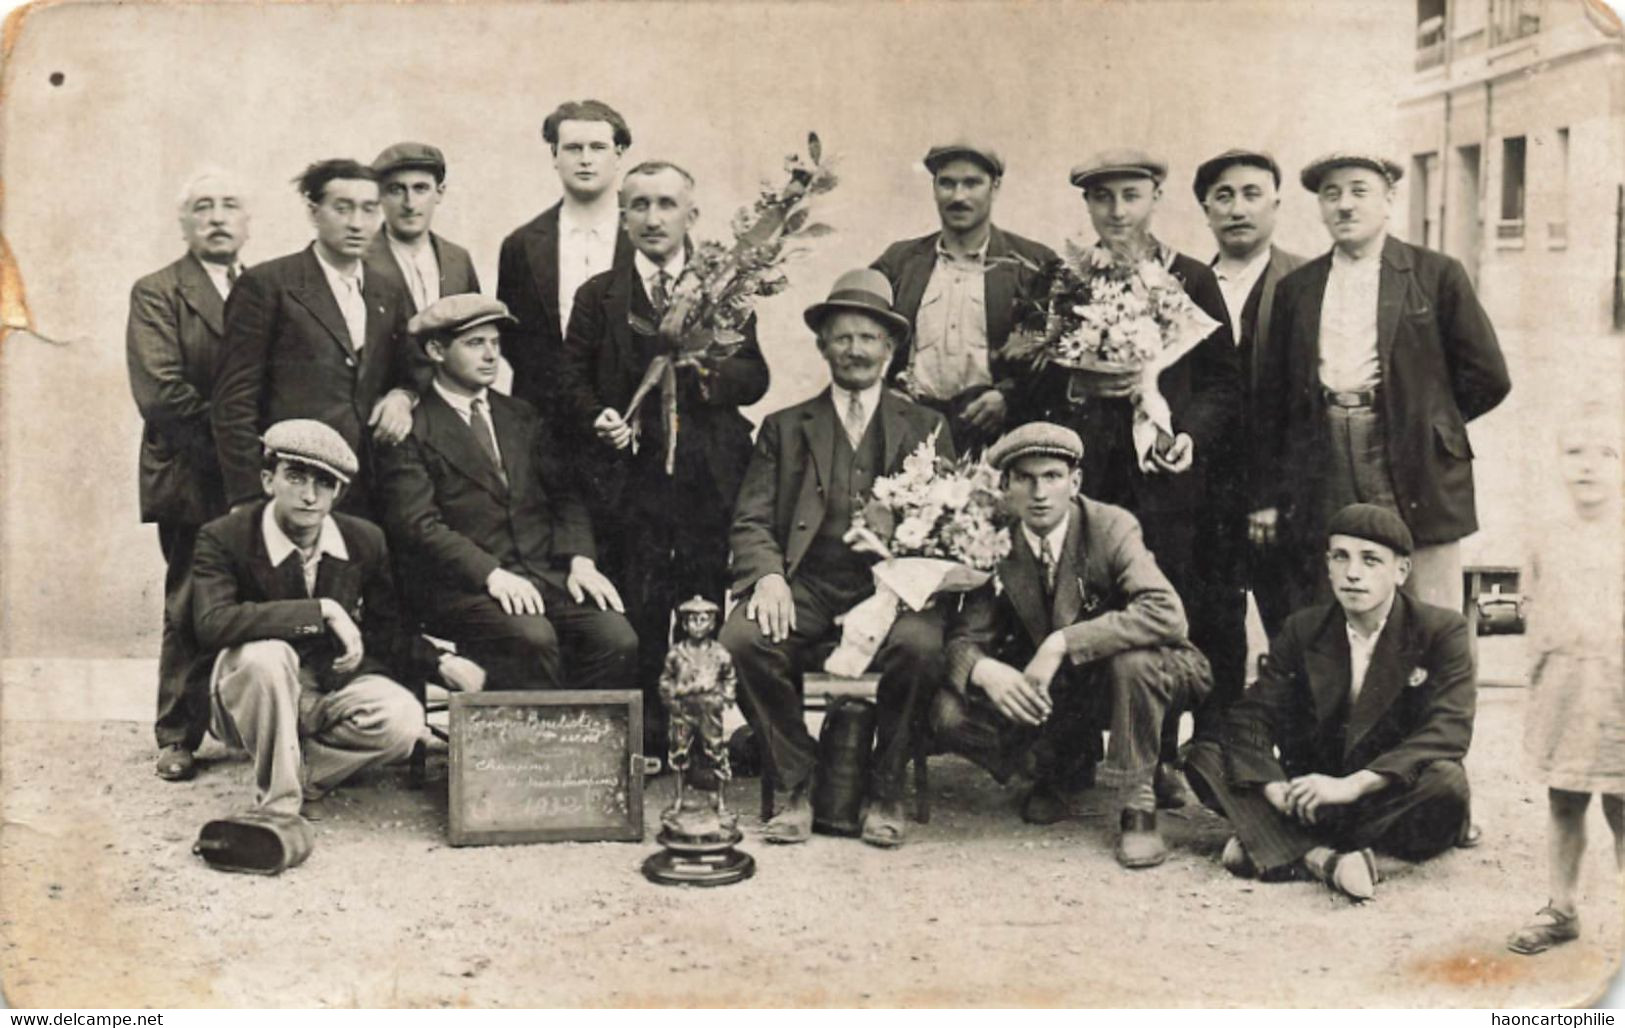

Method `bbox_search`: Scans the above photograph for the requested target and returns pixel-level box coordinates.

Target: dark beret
[1326,503,1414,556]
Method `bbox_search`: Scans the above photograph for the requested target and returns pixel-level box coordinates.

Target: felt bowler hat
[803,268,912,340]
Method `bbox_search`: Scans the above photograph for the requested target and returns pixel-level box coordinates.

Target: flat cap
[1326,502,1414,556]
[923,142,1004,178]
[262,419,358,485]
[1192,148,1282,201]
[371,142,446,182]
[804,267,913,340]
[1299,151,1404,192]
[1070,148,1168,190]
[408,294,516,343]
[986,422,1084,471]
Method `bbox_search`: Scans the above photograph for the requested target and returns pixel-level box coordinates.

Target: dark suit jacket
[126,253,230,526]
[559,258,770,510]
[729,388,954,594]
[363,231,481,313]
[1224,592,1476,789]
[191,502,430,692]
[212,245,421,508]
[497,202,634,410]
[870,225,1058,409]
[374,387,595,608]
[1254,235,1510,545]
[946,497,1188,691]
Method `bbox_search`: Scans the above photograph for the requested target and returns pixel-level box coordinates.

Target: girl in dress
[1508,411,1625,955]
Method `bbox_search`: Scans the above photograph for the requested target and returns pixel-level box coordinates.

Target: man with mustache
[374,294,636,692]
[1250,153,1510,616]
[870,142,1057,452]
[1184,503,1477,901]
[560,161,769,759]
[722,269,952,848]
[213,159,423,519]
[126,167,250,783]
[364,142,480,314]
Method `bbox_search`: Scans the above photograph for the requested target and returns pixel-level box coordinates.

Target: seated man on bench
[936,422,1211,868]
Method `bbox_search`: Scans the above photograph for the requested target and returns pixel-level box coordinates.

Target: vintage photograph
[1,0,1622,1009]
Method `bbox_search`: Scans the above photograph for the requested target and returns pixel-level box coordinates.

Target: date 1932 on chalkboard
[448,690,647,846]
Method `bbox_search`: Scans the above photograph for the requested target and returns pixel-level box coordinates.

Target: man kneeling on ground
[1184,502,1477,901]
[936,422,1212,868]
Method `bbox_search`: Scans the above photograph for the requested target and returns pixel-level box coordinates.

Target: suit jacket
[374,387,595,608]
[126,253,231,525]
[212,245,421,508]
[1224,592,1476,789]
[946,497,1189,691]
[497,202,634,410]
[559,257,770,509]
[729,388,954,594]
[363,231,481,313]
[191,502,430,692]
[1254,235,1510,545]
[870,225,1058,410]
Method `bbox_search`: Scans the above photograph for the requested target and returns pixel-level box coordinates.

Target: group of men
[127,97,1508,896]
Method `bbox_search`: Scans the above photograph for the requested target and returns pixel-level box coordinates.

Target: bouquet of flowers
[1004,238,1220,466]
[624,133,839,473]
[824,430,1011,677]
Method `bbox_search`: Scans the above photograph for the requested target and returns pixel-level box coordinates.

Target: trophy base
[641,843,756,887]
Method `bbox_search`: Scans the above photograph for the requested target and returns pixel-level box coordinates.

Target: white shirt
[432,378,502,466]
[829,380,883,446]
[1212,247,1272,346]
[313,247,368,352]
[261,502,348,596]
[386,232,441,311]
[200,258,243,301]
[909,236,992,401]
[1020,511,1071,583]
[1318,238,1384,393]
[1345,600,1394,703]
[634,248,686,309]
[559,204,621,334]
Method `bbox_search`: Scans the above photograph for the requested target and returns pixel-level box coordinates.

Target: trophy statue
[641,596,756,886]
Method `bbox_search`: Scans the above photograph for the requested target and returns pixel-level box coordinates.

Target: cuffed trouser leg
[210,641,308,816]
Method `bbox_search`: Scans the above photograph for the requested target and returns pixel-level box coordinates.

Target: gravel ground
[0,686,1619,1008]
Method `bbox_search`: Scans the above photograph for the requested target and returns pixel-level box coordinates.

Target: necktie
[225,264,239,291]
[843,393,867,448]
[650,270,671,317]
[335,272,367,352]
[1038,535,1058,595]
[469,397,507,486]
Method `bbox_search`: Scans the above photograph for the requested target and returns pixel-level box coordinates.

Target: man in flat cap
[562,160,769,759]
[365,142,481,314]
[1184,502,1477,901]
[937,423,1211,867]
[869,142,1057,453]
[375,294,637,692]
[127,166,251,782]
[213,159,424,520]
[1034,148,1241,804]
[192,419,465,819]
[498,100,634,416]
[1251,153,1509,617]
[722,268,953,847]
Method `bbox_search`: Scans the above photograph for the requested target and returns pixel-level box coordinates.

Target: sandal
[1507,906,1580,955]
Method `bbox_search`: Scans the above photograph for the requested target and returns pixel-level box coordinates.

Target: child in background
[1508,410,1625,955]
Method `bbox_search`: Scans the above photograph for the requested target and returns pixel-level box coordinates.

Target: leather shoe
[1456,821,1483,848]
[1115,809,1167,869]
[155,745,196,782]
[860,797,907,849]
[762,782,812,844]
[1220,835,1257,878]
[1153,763,1195,809]
[1020,784,1068,825]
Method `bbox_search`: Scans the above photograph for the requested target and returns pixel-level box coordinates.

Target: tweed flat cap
[924,142,1005,178]
[262,419,358,484]
[408,294,516,342]
[1192,148,1282,201]
[804,268,912,340]
[1300,151,1404,192]
[1070,149,1168,190]
[1326,503,1414,556]
[986,422,1085,471]
[371,142,446,182]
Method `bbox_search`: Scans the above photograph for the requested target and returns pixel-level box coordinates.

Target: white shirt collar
[560,201,620,236]
[261,502,348,568]
[634,248,685,286]
[432,377,489,418]
[313,244,364,291]
[1021,510,1071,564]
[197,257,241,298]
[386,229,434,257]
[935,232,990,263]
[1213,245,1272,283]
[1345,596,1395,648]
[829,380,884,425]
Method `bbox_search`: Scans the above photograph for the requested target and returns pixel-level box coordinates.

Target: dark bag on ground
[194,810,314,875]
[812,697,876,836]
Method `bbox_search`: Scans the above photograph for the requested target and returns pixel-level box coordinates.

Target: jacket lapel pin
[1406,667,1428,687]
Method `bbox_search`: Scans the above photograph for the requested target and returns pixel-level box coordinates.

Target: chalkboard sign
[448,690,644,846]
